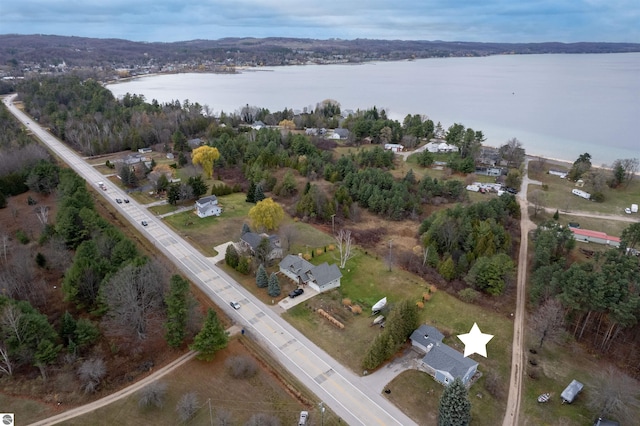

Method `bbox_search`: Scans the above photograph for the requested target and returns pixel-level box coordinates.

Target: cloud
[2,0,639,42]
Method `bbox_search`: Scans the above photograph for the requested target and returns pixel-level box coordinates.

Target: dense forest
[530,221,640,377]
[1,34,640,69]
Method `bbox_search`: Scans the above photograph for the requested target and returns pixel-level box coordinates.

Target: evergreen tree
[256,264,268,288]
[60,311,77,346]
[190,309,228,361]
[164,275,190,348]
[225,244,239,268]
[236,257,250,274]
[553,209,559,220]
[267,273,281,297]
[241,223,251,235]
[246,181,256,203]
[254,183,265,202]
[438,377,471,426]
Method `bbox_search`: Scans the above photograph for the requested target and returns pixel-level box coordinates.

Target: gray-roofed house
[239,232,283,262]
[279,254,342,293]
[329,128,350,140]
[188,138,203,149]
[195,195,222,218]
[561,379,584,404]
[410,324,478,386]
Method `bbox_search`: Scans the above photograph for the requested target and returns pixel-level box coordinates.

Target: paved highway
[3,94,417,426]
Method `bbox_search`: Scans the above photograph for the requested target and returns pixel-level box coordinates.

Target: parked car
[141,220,148,226]
[230,301,241,310]
[124,198,130,203]
[115,198,122,204]
[568,222,580,229]
[298,411,309,426]
[625,207,632,214]
[289,288,304,298]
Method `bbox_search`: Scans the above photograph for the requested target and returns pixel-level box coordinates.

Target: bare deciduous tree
[0,345,14,376]
[279,224,297,253]
[0,233,9,264]
[78,357,106,394]
[215,408,233,426]
[531,298,565,348]
[589,366,640,424]
[176,392,199,422]
[1,304,24,346]
[138,381,167,409]
[530,189,547,218]
[225,355,258,379]
[500,137,525,169]
[335,229,355,269]
[35,205,50,226]
[102,261,167,340]
[245,413,281,426]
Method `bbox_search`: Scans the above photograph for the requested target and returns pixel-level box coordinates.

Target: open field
[528,162,640,216]
[529,207,631,238]
[60,339,333,426]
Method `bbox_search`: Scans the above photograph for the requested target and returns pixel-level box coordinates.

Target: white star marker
[458,323,493,358]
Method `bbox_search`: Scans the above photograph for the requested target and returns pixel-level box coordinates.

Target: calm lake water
[107,53,640,165]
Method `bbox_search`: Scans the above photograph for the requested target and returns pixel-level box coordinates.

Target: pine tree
[256,264,268,288]
[60,310,77,346]
[164,275,190,348]
[438,377,471,426]
[254,183,265,202]
[190,309,228,361]
[267,273,281,297]
[241,223,251,235]
[246,182,256,203]
[553,209,559,220]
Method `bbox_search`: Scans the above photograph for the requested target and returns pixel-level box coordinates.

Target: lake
[107,53,640,165]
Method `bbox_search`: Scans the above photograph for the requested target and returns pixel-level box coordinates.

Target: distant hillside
[1,34,639,69]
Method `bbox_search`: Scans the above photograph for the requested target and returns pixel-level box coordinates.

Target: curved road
[3,94,416,426]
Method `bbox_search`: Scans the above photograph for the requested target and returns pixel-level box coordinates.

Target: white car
[625,208,632,214]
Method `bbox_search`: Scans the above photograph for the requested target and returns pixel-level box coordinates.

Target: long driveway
[3,94,416,426]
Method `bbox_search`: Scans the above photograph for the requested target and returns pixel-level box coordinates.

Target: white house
[279,254,342,293]
[425,140,459,153]
[549,169,567,179]
[251,121,266,130]
[329,128,350,140]
[572,189,591,200]
[384,143,404,152]
[195,195,222,218]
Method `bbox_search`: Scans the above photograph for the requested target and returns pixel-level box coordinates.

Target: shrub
[416,301,424,309]
[316,248,324,256]
[225,355,258,379]
[422,292,431,301]
[138,382,167,409]
[16,229,29,244]
[176,392,199,422]
[351,305,362,315]
[327,244,335,251]
[35,252,47,268]
[78,358,106,394]
[458,288,481,303]
[342,298,352,307]
[429,284,437,293]
[303,253,312,261]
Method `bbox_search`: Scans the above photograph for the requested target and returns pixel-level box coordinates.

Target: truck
[298,411,309,426]
[632,204,638,213]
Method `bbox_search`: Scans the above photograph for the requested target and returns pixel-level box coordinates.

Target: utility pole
[331,214,336,235]
[388,239,393,272]
[319,401,325,426]
[208,398,213,426]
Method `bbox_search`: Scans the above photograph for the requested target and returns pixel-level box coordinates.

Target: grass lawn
[528,164,640,216]
[0,393,56,425]
[148,203,178,215]
[386,369,505,426]
[530,208,631,238]
[520,338,630,426]
[163,193,251,255]
[61,339,335,426]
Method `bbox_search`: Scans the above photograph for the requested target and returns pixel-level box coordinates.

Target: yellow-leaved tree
[191,146,220,178]
[279,119,295,131]
[248,198,284,231]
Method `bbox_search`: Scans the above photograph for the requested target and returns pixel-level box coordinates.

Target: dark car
[141,220,148,227]
[505,187,518,194]
[289,288,304,298]
[115,198,122,204]
[124,198,130,203]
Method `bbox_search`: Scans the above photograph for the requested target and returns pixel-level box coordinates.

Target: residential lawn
[519,337,638,426]
[528,164,640,215]
[148,203,178,215]
[386,369,504,426]
[61,339,335,426]
[163,193,252,255]
[284,247,513,398]
[0,393,56,425]
[530,208,631,238]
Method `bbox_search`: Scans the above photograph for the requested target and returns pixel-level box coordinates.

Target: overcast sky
[2,0,639,43]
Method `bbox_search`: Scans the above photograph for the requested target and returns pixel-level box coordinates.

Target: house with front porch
[195,195,222,218]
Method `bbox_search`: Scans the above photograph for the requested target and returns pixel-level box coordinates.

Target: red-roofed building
[570,228,620,247]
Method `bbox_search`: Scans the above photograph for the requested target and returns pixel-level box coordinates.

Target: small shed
[561,379,583,404]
